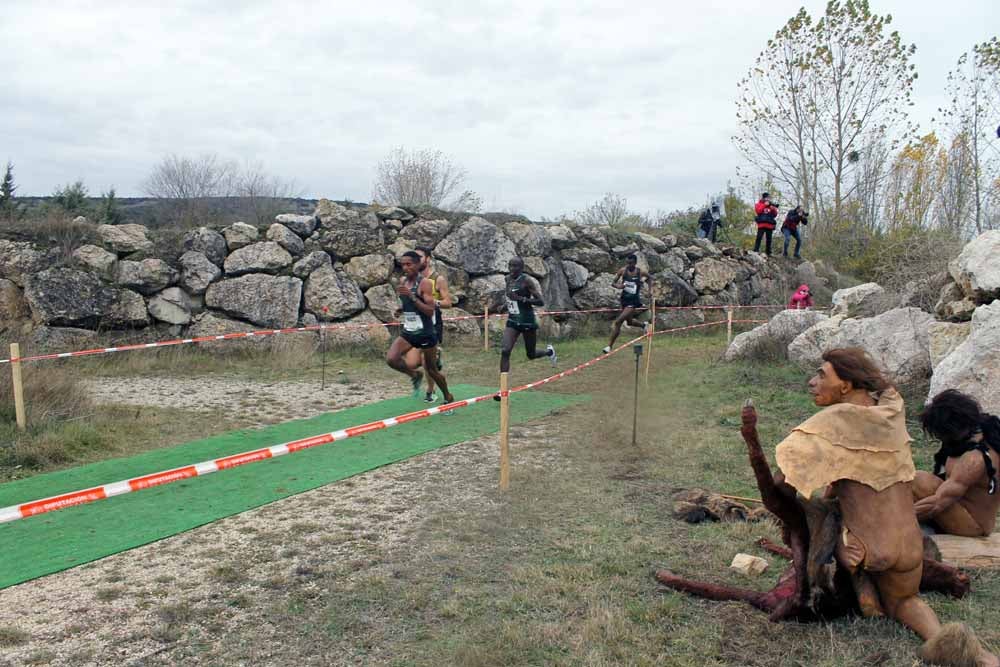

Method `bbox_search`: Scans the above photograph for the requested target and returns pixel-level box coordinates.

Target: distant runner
[410,247,452,403]
[602,254,651,354]
[386,251,455,410]
[494,257,556,400]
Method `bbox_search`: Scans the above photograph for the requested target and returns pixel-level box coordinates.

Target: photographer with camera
[753,192,779,256]
[781,205,808,259]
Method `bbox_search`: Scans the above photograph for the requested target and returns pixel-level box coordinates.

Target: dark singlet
[506,274,538,330]
[400,275,436,342]
[621,267,642,307]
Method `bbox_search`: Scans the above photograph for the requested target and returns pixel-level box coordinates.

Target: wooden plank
[930,532,1000,569]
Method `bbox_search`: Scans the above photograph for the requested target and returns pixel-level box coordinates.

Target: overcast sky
[1,1,995,218]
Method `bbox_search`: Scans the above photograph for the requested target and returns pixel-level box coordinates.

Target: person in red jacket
[788,284,814,310]
[753,192,779,256]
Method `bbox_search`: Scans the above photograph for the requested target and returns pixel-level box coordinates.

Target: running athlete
[602,254,651,354]
[416,247,452,402]
[496,257,556,394]
[385,251,455,408]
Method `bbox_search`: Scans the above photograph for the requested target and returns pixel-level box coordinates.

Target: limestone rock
[0,278,29,323]
[573,274,619,312]
[949,230,1000,303]
[182,227,227,266]
[224,242,293,277]
[147,287,192,325]
[344,253,393,290]
[399,219,452,248]
[935,282,967,320]
[562,261,590,290]
[116,259,178,295]
[635,232,668,252]
[660,248,688,276]
[693,258,738,293]
[655,308,705,330]
[640,250,664,274]
[724,310,829,362]
[653,271,699,307]
[72,244,117,278]
[185,312,268,352]
[434,218,517,275]
[106,289,149,328]
[314,198,351,224]
[267,223,305,257]
[375,206,413,222]
[303,265,365,320]
[465,274,507,315]
[365,283,399,323]
[97,223,153,254]
[561,243,612,274]
[575,226,609,250]
[928,321,972,370]
[540,257,574,314]
[789,307,934,385]
[730,554,768,577]
[386,238,417,257]
[222,222,259,251]
[292,251,332,279]
[523,256,548,279]
[318,309,391,349]
[504,222,552,257]
[23,268,135,328]
[692,238,722,257]
[440,307,481,339]
[0,240,46,286]
[315,219,383,260]
[275,213,317,238]
[831,282,885,317]
[928,301,1000,414]
[205,274,303,328]
[546,224,577,249]
[178,251,222,295]
[27,326,97,353]
[611,242,640,258]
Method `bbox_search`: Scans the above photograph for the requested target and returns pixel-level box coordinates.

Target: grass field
[2,328,999,665]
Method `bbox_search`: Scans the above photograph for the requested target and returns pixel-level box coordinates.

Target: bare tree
[233,160,304,225]
[371,147,474,210]
[574,193,633,227]
[143,153,237,225]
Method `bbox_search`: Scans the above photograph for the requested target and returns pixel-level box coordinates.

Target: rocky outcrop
[399,219,452,248]
[106,289,150,328]
[178,251,222,295]
[72,245,117,278]
[275,214,317,238]
[652,271,698,307]
[303,265,365,320]
[266,223,305,257]
[116,259,178,295]
[547,224,576,249]
[725,310,829,362]
[929,301,1000,414]
[789,307,934,385]
[573,274,619,312]
[505,222,552,257]
[147,287,192,325]
[0,240,45,286]
[223,242,293,276]
[562,261,589,290]
[291,251,332,279]
[344,253,393,290]
[182,227,227,266]
[693,258,738,293]
[561,243,613,274]
[97,224,153,255]
[222,222,259,251]
[465,274,507,314]
[185,312,269,351]
[24,268,145,329]
[440,307,481,339]
[927,321,971,370]
[28,326,97,353]
[831,282,886,317]
[0,278,29,323]
[949,230,1000,304]
[435,217,516,275]
[205,274,302,328]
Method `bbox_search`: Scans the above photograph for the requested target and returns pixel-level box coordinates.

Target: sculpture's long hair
[921,390,1000,476]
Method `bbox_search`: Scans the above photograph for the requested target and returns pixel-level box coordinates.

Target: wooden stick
[719,493,764,504]
[644,301,656,387]
[499,371,510,491]
[484,304,490,352]
[11,343,26,431]
[726,306,734,345]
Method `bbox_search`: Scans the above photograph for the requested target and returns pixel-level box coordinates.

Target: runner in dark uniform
[493,257,556,400]
[413,247,452,403]
[603,254,651,353]
[386,251,455,408]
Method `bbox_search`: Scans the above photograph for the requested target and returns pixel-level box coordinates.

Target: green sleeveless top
[506,274,537,327]
[400,276,435,337]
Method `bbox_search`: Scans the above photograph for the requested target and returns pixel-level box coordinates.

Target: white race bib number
[507,300,520,316]
[624,282,638,295]
[403,312,422,333]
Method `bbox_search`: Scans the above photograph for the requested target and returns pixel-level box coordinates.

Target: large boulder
[575,226,609,250]
[540,257,574,314]
[303,265,365,320]
[116,259,178,295]
[266,223,305,257]
[504,222,552,257]
[315,221,384,260]
[398,219,452,247]
[72,244,117,278]
[365,283,399,323]
[928,321,972,370]
[434,217,517,275]
[184,312,269,352]
[465,274,507,314]
[635,232,668,253]
[0,240,46,286]
[561,243,612,274]
[182,227,227,266]
[724,310,829,362]
[693,258,737,293]
[656,308,706,330]
[547,224,577,249]
[223,242,293,276]
[222,222,259,251]
[949,230,1000,304]
[344,253,393,290]
[929,300,1000,414]
[440,307,481,340]
[205,274,303,328]
[27,326,97,353]
[292,251,332,279]
[789,307,934,385]
[23,268,143,329]
[0,278,29,323]
[652,271,699,307]
[562,261,590,290]
[105,289,149,328]
[935,281,974,322]
[317,309,391,349]
[96,224,153,255]
[523,256,548,279]
[147,287,192,325]
[831,282,885,317]
[573,274,619,312]
[178,251,222,295]
[375,206,413,222]
[275,213,317,238]
[660,248,689,276]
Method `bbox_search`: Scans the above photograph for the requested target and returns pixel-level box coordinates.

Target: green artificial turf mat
[0,384,584,589]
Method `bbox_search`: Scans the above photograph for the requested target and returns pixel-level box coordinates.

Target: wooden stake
[726,307,734,345]
[484,304,490,351]
[10,343,26,431]
[499,371,510,491]
[644,302,656,387]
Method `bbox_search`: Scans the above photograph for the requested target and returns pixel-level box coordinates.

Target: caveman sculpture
[656,349,997,667]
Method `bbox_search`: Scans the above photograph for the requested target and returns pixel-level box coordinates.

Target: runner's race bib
[403,312,422,332]
[507,299,520,316]
[624,282,638,295]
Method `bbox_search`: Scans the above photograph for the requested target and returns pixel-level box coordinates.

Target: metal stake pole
[632,343,643,446]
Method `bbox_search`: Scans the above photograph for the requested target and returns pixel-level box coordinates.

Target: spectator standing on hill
[753,193,778,256]
[782,206,809,258]
[697,203,722,243]
[788,284,814,310]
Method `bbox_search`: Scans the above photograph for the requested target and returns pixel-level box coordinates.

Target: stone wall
[1,200,806,353]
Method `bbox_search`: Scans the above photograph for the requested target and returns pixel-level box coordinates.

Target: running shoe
[546,344,557,367]
[424,391,436,403]
[410,373,423,397]
[601,346,611,354]
[643,322,650,334]
[441,397,455,415]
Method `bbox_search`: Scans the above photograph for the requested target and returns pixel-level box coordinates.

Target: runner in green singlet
[386,251,455,408]
[492,258,556,401]
[603,253,651,353]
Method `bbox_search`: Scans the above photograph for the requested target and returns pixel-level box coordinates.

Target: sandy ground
[0,374,565,666]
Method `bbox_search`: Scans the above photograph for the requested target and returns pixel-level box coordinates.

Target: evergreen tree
[0,161,15,218]
[53,180,88,213]
[97,187,123,225]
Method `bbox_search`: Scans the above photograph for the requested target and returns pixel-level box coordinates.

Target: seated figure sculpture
[914,389,1000,537]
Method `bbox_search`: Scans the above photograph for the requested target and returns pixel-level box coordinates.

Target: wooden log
[930,533,1000,569]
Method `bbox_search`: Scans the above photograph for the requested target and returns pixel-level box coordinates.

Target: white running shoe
[546,344,557,367]
[643,322,650,334]
[601,346,611,354]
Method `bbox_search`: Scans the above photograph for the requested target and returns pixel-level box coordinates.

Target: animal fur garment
[919,623,989,667]
[672,488,771,524]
